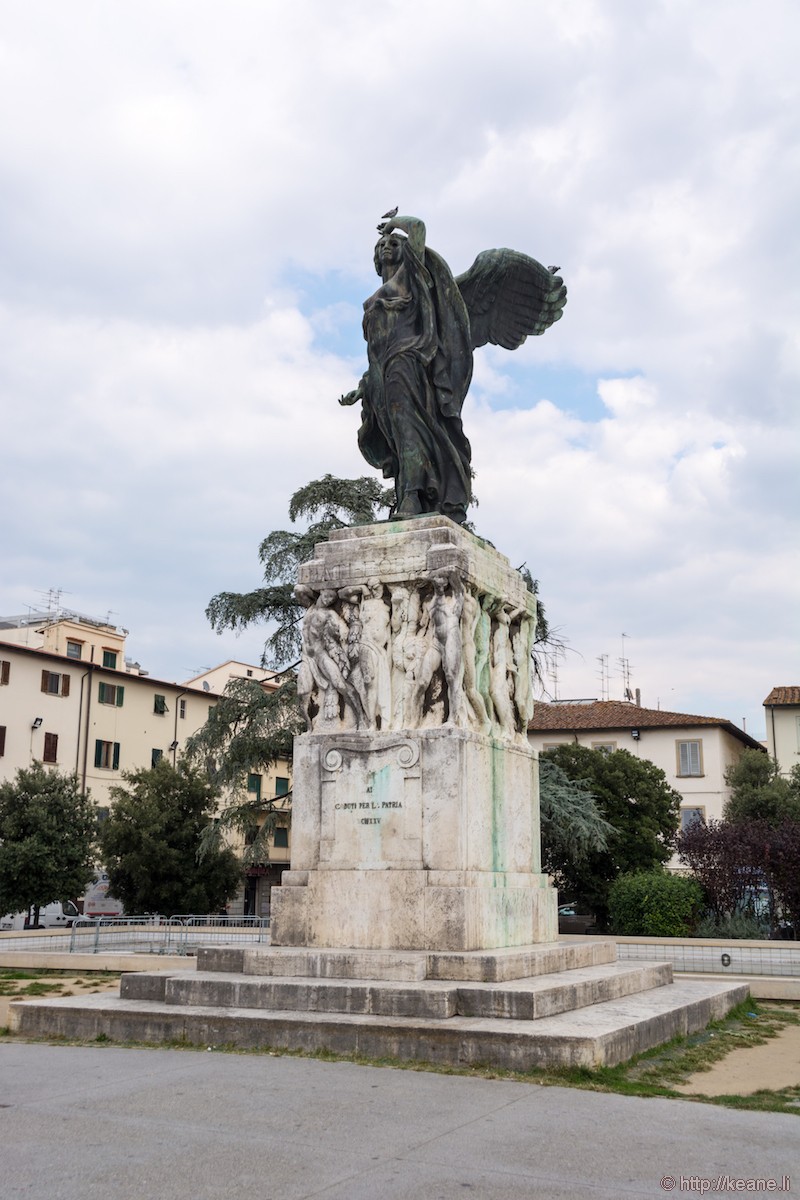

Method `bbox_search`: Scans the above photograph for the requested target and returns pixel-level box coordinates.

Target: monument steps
[11,976,748,1070]
[119,960,673,1021]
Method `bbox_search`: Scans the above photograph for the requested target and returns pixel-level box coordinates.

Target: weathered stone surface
[295,518,536,742]
[11,978,748,1070]
[271,515,560,953]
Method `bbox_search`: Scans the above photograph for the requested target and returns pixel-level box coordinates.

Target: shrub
[695,913,769,940]
[608,870,704,937]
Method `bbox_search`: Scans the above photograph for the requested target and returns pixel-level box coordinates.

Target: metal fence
[65,915,270,955]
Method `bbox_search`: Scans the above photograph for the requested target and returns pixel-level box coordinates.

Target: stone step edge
[10,980,750,1070]
[163,961,673,1022]
[123,960,673,1022]
[198,939,618,982]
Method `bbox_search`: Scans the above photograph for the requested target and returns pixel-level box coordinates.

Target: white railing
[64,915,270,955]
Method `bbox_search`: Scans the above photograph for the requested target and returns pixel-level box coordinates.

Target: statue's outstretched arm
[339,372,367,407]
[378,214,426,260]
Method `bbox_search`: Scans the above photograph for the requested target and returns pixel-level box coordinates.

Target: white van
[0,900,80,931]
[82,872,124,919]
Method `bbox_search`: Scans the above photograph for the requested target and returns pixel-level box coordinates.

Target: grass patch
[0,967,121,1003]
[20,982,64,996]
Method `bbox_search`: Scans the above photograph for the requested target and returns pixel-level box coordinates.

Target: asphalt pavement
[1,1041,795,1198]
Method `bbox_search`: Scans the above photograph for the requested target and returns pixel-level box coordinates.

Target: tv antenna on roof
[596,653,609,701]
[618,633,633,701]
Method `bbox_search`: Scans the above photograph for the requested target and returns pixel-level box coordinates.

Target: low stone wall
[561,934,800,1000]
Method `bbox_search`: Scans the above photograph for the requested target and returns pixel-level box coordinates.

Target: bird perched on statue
[377,205,399,232]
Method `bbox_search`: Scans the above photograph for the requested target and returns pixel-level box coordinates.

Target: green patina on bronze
[340,211,567,524]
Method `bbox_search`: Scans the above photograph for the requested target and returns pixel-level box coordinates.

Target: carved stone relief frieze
[295,566,535,741]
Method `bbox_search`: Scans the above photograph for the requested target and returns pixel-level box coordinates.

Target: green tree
[538,756,613,883]
[187,677,302,867]
[206,474,394,670]
[99,760,241,915]
[723,750,800,826]
[0,764,97,925]
[541,745,681,927]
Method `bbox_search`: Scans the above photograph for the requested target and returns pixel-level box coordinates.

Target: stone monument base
[270,725,557,952]
[11,940,749,1070]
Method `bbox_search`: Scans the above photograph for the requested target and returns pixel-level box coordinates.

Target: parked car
[558,901,596,936]
[0,900,80,931]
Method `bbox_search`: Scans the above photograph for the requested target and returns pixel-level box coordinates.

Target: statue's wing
[455,249,567,351]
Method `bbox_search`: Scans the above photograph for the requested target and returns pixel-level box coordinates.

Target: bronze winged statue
[339,212,567,525]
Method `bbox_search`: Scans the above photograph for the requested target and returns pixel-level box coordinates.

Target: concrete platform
[11,974,747,1069]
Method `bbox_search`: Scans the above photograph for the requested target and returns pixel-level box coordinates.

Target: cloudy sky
[1,0,797,739]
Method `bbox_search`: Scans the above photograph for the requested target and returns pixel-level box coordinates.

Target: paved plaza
[1,1041,795,1198]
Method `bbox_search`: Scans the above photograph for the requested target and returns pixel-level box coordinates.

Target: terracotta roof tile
[763,686,800,707]
[529,700,764,750]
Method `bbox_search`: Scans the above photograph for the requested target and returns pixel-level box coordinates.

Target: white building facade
[528,699,766,836]
[0,612,292,916]
[763,686,800,777]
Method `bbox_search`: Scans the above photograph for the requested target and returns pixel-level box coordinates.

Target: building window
[274,827,289,848]
[680,806,705,831]
[275,776,290,796]
[179,698,186,719]
[98,682,124,707]
[676,739,703,777]
[541,743,561,751]
[246,669,253,677]
[0,725,6,756]
[591,741,617,753]
[94,740,120,770]
[41,670,70,697]
[247,773,262,802]
[153,694,167,715]
[66,641,82,660]
[0,660,9,685]
[151,748,163,768]
[43,732,58,764]
[102,650,118,669]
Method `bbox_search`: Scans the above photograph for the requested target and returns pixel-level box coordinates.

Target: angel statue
[339,210,567,525]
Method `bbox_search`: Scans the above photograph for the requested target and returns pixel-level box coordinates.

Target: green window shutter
[275,776,289,796]
[94,740,103,768]
[116,685,124,707]
[98,682,106,703]
[61,674,70,697]
[42,669,49,693]
[112,743,120,770]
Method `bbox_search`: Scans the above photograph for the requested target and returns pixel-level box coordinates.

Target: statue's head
[374,232,407,275]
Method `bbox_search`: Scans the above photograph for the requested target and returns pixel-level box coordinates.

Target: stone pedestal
[270,516,558,952]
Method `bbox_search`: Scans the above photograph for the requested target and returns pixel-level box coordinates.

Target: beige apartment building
[0,611,291,916]
[528,699,766,843]
[763,686,800,778]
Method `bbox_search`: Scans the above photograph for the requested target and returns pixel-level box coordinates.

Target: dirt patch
[675,1021,800,1096]
[0,974,120,1027]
